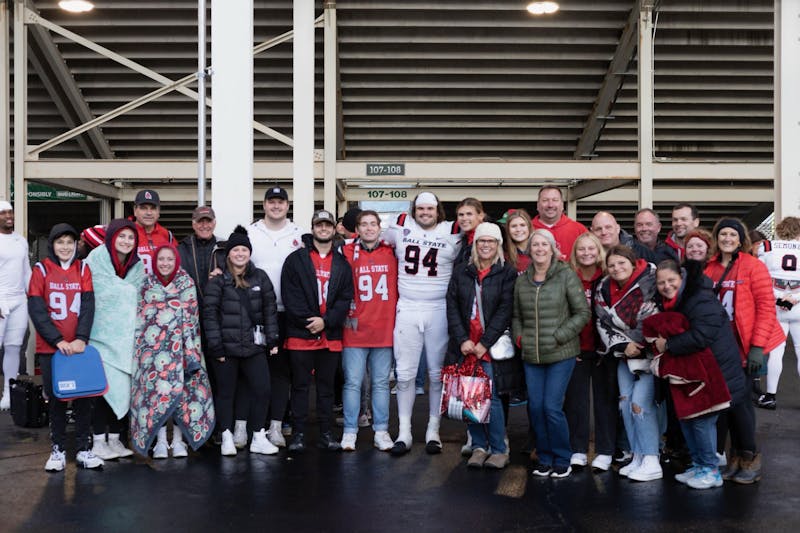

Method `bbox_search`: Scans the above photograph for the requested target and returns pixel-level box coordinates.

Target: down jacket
[704,251,785,361]
[656,261,748,405]
[446,261,524,395]
[281,235,353,342]
[512,260,590,365]
[202,261,279,358]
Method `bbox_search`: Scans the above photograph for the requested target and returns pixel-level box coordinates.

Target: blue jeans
[680,413,719,469]
[617,363,660,456]
[468,360,507,454]
[524,358,575,468]
[342,347,393,433]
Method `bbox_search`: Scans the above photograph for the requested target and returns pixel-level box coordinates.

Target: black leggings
[717,373,758,454]
[92,396,126,435]
[211,354,270,433]
[564,354,618,456]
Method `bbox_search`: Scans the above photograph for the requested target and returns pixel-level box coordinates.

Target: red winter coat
[643,312,731,420]
[704,252,785,363]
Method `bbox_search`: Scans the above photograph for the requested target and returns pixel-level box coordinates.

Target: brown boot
[732,451,761,484]
[721,450,740,481]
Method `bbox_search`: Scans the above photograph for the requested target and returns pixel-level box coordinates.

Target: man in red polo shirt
[130,189,174,275]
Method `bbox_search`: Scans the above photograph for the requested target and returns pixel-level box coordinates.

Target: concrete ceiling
[13,0,774,162]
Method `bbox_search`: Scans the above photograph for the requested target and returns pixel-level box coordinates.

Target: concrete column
[211,0,253,237]
[775,0,800,219]
[0,3,9,201]
[13,0,27,235]
[293,0,315,228]
[637,5,654,209]
[323,1,337,215]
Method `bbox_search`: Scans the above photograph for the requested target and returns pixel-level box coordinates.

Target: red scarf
[610,258,648,306]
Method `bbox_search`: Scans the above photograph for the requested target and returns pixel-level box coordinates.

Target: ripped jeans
[617,362,660,456]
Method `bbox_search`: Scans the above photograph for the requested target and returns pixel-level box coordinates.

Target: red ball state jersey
[133,221,174,275]
[341,240,399,347]
[28,258,93,354]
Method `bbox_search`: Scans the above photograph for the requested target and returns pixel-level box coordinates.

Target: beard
[314,235,334,244]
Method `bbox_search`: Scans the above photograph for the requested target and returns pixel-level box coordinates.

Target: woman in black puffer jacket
[446,222,520,470]
[203,226,279,456]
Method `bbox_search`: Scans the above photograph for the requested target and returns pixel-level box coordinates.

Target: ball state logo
[293,239,299,247]
[144,191,153,200]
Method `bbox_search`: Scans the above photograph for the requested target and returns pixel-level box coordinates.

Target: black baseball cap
[312,209,335,226]
[264,187,289,201]
[134,189,160,206]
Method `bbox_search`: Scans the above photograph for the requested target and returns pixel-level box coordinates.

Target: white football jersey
[383,213,462,303]
[758,239,800,297]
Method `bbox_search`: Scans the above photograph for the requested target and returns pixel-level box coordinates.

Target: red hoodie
[532,214,587,261]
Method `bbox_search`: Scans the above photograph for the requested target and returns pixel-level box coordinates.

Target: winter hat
[685,229,713,250]
[473,222,503,245]
[0,200,12,211]
[80,225,107,250]
[714,218,745,245]
[225,225,252,256]
[342,208,362,233]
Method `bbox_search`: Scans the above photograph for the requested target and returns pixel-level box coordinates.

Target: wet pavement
[2,354,799,533]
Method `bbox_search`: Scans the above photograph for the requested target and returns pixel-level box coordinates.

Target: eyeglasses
[476,239,498,246]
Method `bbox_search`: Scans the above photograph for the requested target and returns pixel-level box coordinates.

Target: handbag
[9,378,48,428]
[52,345,109,400]
[439,358,492,423]
[474,280,514,360]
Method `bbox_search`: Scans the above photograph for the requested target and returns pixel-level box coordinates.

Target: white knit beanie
[473,222,503,245]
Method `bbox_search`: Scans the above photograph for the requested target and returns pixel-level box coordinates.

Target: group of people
[0,187,797,491]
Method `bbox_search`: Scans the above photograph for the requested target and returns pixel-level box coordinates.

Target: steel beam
[574,2,639,159]
[13,0,27,234]
[26,1,112,159]
[638,3,655,209]
[23,160,775,183]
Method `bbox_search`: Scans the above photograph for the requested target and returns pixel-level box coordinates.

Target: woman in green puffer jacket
[513,229,590,478]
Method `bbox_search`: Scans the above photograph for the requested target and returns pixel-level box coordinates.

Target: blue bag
[51,345,108,400]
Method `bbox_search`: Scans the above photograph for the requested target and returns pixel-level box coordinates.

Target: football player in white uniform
[757,216,800,409]
[383,192,462,455]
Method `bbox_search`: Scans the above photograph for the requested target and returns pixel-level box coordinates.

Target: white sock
[172,429,184,445]
[395,379,416,420]
[157,426,168,445]
[397,416,412,446]
[2,345,21,392]
[93,433,106,445]
[269,420,282,432]
[426,416,441,442]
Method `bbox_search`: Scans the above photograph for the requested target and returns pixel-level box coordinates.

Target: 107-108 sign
[366,163,405,176]
[366,189,409,199]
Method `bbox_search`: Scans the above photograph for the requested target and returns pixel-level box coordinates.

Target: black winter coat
[177,234,222,303]
[202,262,279,358]
[656,261,747,405]
[446,261,525,396]
[281,237,353,342]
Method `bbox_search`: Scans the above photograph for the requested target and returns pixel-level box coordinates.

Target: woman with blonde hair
[501,209,533,274]
[564,232,616,471]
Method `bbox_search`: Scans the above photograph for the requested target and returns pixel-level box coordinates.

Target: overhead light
[58,1,95,13]
[527,1,559,15]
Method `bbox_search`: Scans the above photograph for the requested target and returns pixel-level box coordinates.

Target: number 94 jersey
[341,240,399,347]
[27,257,94,354]
[758,239,800,299]
[383,213,462,303]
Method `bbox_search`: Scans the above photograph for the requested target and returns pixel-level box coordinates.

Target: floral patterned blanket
[130,269,215,455]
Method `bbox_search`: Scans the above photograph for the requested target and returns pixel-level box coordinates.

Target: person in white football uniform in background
[383,192,462,455]
[0,201,32,410]
[757,216,800,410]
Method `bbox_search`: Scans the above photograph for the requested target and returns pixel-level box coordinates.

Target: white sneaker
[591,454,613,471]
[233,420,248,449]
[107,434,134,458]
[627,454,663,482]
[221,429,237,456]
[152,441,169,459]
[461,431,473,457]
[171,439,189,458]
[618,454,643,477]
[45,446,66,472]
[76,450,104,470]
[570,452,588,466]
[374,431,394,451]
[0,390,10,410]
[92,435,120,461]
[267,426,286,448]
[250,429,279,455]
[341,432,357,451]
[716,452,727,467]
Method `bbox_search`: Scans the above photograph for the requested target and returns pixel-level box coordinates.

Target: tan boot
[732,451,761,484]
[721,450,740,481]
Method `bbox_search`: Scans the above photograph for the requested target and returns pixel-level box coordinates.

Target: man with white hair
[383,192,462,455]
[0,201,32,409]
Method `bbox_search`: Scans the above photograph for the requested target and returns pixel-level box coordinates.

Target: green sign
[10,182,87,201]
